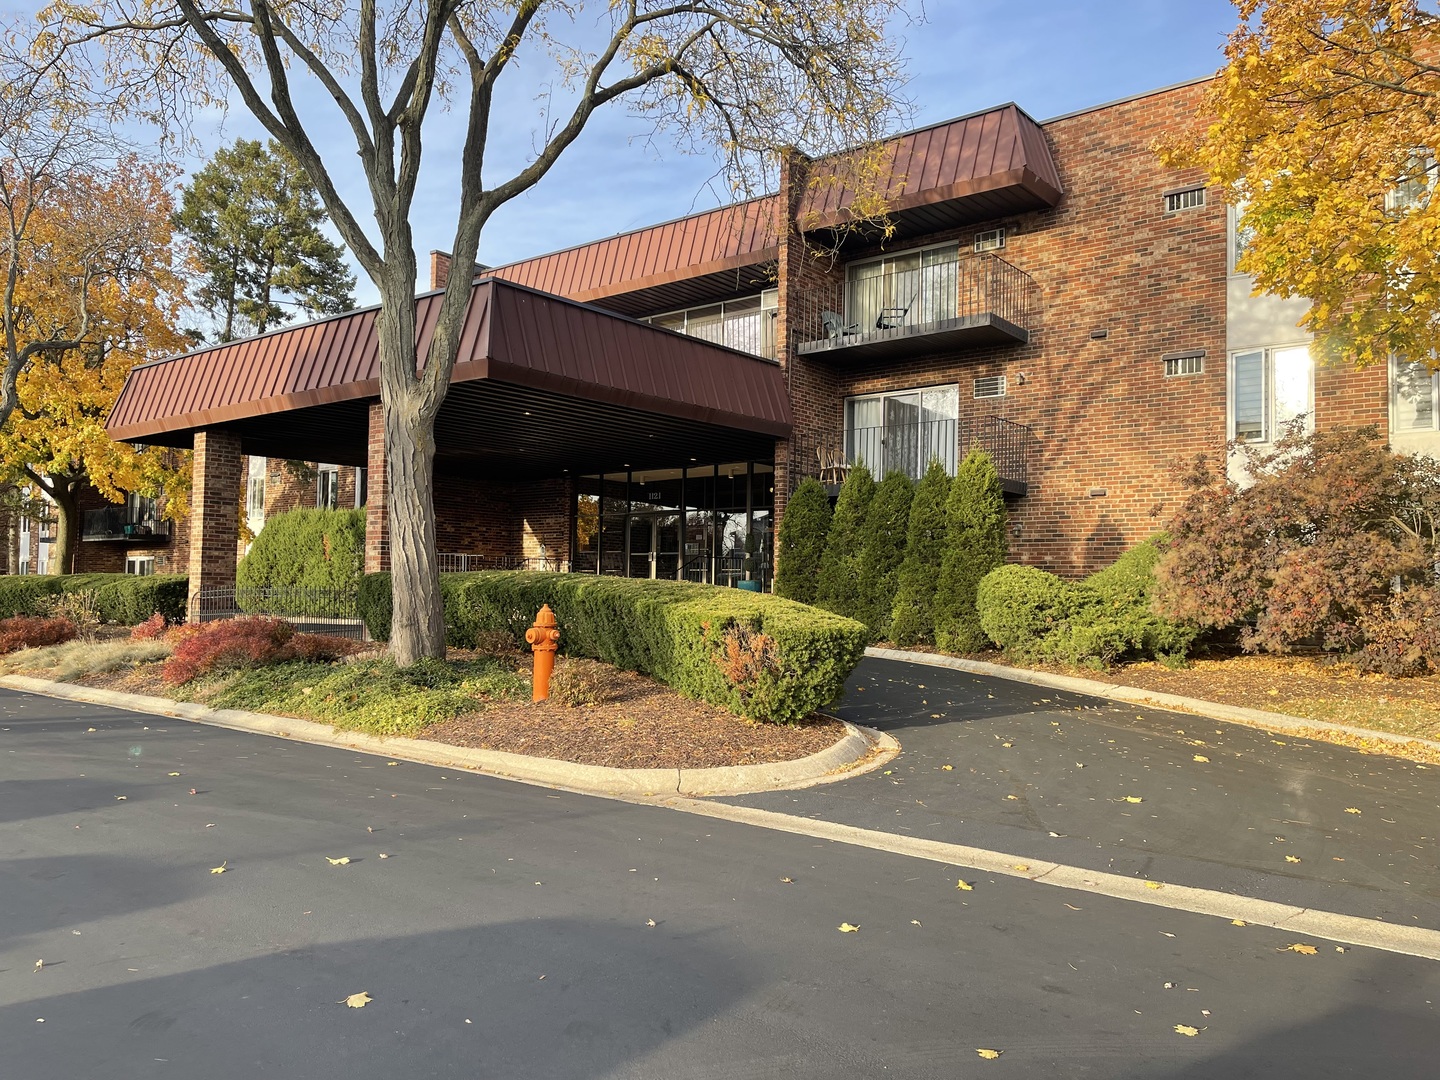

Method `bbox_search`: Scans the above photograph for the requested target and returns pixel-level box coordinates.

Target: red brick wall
[188,430,243,616]
[431,468,573,564]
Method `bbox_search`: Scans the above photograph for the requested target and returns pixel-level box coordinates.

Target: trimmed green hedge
[0,574,187,623]
[358,571,868,725]
[238,508,364,616]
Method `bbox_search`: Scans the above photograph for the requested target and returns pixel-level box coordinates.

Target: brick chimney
[429,250,453,290]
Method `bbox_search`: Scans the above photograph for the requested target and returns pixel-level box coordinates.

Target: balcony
[790,414,1031,497]
[796,252,1038,362]
[82,506,171,543]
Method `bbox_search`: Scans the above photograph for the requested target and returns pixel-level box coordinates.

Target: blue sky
[172,0,1244,305]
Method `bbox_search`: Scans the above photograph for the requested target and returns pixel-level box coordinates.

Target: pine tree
[934,448,1009,653]
[889,460,953,647]
[775,477,833,604]
[815,463,875,619]
[855,471,915,639]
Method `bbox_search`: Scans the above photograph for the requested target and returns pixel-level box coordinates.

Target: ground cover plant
[162,617,363,686]
[0,615,76,654]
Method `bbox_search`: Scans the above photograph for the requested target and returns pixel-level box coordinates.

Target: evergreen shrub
[358,571,868,725]
[0,574,187,623]
[933,448,1008,653]
[854,471,914,639]
[774,477,832,605]
[237,508,365,615]
[889,460,952,646]
[814,463,874,620]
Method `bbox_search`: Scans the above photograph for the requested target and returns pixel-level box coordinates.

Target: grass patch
[0,638,172,682]
[200,656,528,737]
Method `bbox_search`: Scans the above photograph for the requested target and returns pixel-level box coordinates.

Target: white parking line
[660,796,1440,963]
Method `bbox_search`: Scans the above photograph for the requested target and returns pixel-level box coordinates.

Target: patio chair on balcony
[816,443,850,486]
[876,292,918,330]
[821,311,860,340]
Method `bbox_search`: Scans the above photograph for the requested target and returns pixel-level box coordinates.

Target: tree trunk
[50,481,79,576]
[374,263,445,665]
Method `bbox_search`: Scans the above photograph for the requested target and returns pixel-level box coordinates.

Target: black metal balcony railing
[82,506,171,542]
[795,252,1038,360]
[788,414,1030,496]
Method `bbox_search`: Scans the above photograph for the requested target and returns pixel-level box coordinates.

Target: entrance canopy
[107,279,792,477]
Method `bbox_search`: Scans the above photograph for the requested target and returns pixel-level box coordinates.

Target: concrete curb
[866,646,1440,756]
[0,674,898,797]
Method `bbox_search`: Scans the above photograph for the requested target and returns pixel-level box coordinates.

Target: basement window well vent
[973,228,1006,252]
[1163,350,1205,377]
[1165,186,1205,213]
[973,375,1007,399]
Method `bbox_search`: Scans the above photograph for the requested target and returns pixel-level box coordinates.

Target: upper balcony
[82,504,171,543]
[796,251,1038,363]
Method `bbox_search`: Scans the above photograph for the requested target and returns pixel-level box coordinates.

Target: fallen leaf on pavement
[210,862,227,874]
[1145,881,1164,890]
[1285,856,1301,863]
[386,761,398,766]
[1336,946,1348,952]
[1123,796,1143,803]
[910,920,922,926]
[1284,943,1318,955]
[1001,742,1013,748]
[378,853,389,859]
[326,857,351,866]
[1064,903,1082,911]
[1005,795,1018,800]
[780,877,794,883]
[34,960,43,973]
[838,923,860,933]
[188,788,198,796]
[340,992,371,1008]
[956,879,974,891]
[1193,755,1210,763]
[940,764,954,771]
[168,772,181,777]
[114,796,126,801]
[1174,1025,1199,1037]
[86,727,96,732]
[1232,919,1247,926]
[1344,808,1361,814]
[1013,864,1030,872]
[646,919,656,927]
[976,1048,1002,1060]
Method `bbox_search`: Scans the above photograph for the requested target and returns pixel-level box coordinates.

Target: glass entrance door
[627,513,682,579]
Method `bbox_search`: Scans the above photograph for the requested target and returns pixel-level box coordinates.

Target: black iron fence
[961,415,1029,492]
[82,506,170,542]
[192,586,366,639]
[373,543,564,574]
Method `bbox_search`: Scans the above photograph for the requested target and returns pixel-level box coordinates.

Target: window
[354,466,368,508]
[644,290,778,358]
[1392,356,1439,431]
[973,375,1007,399]
[317,464,339,510]
[18,511,30,575]
[1228,201,1255,275]
[126,491,157,525]
[846,243,958,332]
[246,456,267,535]
[1385,150,1437,214]
[844,385,959,480]
[125,555,155,577]
[973,228,1005,252]
[1164,352,1205,377]
[1230,345,1313,443]
[1165,186,1205,213]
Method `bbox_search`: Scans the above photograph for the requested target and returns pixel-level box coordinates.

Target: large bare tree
[20,1,909,663]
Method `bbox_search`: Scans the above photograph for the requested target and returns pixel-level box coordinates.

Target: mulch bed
[426,664,848,770]
[60,653,849,772]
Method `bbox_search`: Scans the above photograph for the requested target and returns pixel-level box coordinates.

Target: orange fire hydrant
[525,604,561,702]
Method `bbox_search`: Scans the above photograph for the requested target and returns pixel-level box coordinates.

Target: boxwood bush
[237,508,364,615]
[358,571,868,725]
[0,574,187,623]
[976,537,1197,667]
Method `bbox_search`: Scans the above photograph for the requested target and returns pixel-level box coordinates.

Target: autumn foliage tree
[1159,0,1440,370]
[20,0,909,665]
[0,156,191,573]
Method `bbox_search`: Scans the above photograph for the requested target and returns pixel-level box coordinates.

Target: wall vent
[973,375,1007,399]
[1165,186,1205,213]
[973,228,1006,252]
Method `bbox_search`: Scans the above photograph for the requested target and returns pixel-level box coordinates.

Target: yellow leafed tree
[1159,0,1440,370]
[0,156,191,573]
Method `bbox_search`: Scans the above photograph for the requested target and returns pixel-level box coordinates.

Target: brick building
[79,77,1440,616]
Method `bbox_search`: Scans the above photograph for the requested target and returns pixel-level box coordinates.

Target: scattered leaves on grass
[976,1048,1003,1060]
[956,879,974,891]
[838,923,860,933]
[1193,755,1210,763]
[1344,807,1361,814]
[340,992,371,1009]
[210,862,227,874]
[326,857,351,866]
[1284,943,1318,955]
[1174,1025,1199,1037]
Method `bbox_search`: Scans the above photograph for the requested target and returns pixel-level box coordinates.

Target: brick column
[364,400,389,572]
[187,429,243,621]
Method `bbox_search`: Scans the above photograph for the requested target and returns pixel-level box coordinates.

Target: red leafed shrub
[162,618,365,685]
[163,617,296,685]
[0,616,77,654]
[1157,425,1440,669]
[130,613,168,641]
[287,633,365,663]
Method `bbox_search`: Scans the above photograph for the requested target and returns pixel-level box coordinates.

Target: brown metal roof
[486,104,1062,305]
[107,279,792,445]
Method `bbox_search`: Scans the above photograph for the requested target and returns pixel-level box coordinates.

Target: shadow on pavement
[1,918,749,1080]
[0,853,205,943]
